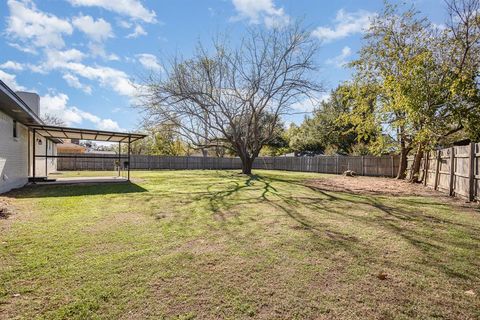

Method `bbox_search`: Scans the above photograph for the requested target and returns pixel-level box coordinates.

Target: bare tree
[42,113,66,126]
[445,0,480,76]
[139,23,322,174]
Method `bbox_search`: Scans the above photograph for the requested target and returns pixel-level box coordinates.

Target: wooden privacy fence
[407,142,479,201]
[58,153,400,177]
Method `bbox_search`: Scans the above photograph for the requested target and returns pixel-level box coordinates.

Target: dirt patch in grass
[83,211,151,234]
[305,175,479,208]
[306,175,442,197]
[0,198,14,219]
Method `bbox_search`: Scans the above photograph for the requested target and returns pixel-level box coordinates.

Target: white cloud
[6,0,73,50]
[290,98,317,113]
[0,69,26,91]
[62,73,92,94]
[45,48,86,65]
[72,15,113,42]
[38,48,86,72]
[231,0,290,28]
[289,93,330,113]
[432,23,447,31]
[88,42,120,61]
[97,119,122,131]
[126,25,147,38]
[118,20,132,28]
[326,46,353,67]
[4,61,48,74]
[319,93,331,104]
[62,63,136,97]
[72,15,118,60]
[40,93,82,124]
[67,0,157,23]
[33,48,135,97]
[312,9,375,43]
[0,60,24,71]
[7,42,38,54]
[4,1,138,101]
[40,92,122,130]
[136,53,163,72]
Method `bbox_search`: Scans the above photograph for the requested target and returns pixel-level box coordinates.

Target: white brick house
[0,80,58,193]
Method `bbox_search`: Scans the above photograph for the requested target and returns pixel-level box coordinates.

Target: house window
[13,120,17,138]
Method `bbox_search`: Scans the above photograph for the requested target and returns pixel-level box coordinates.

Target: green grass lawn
[1,170,479,319]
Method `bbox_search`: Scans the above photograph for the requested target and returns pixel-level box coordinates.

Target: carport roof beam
[28,124,147,143]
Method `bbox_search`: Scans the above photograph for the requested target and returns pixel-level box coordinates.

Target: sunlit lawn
[1,170,479,319]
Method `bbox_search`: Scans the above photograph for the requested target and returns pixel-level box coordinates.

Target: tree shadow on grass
[197,174,275,213]
[198,173,480,281]
[5,182,148,198]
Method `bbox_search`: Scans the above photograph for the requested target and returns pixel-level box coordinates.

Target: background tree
[130,123,188,155]
[258,120,290,156]
[346,1,480,181]
[347,3,433,179]
[440,0,480,143]
[288,85,379,155]
[140,23,322,174]
[42,114,66,126]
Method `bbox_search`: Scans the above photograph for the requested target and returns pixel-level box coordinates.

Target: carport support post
[27,130,30,176]
[127,136,131,181]
[32,129,36,184]
[45,138,48,179]
[118,142,121,177]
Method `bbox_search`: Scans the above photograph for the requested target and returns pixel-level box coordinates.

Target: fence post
[361,156,365,176]
[335,156,339,174]
[468,142,475,202]
[423,151,429,186]
[434,150,441,190]
[391,155,395,178]
[449,147,455,196]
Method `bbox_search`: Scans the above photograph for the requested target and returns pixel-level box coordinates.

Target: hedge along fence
[406,142,479,201]
[57,153,400,177]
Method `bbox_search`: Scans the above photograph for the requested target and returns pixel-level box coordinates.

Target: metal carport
[28,124,146,182]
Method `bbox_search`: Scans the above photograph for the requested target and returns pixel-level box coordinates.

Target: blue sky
[0,0,447,131]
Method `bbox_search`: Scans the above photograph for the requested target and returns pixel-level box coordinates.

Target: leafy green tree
[347,1,480,180]
[347,3,434,179]
[259,121,291,156]
[131,124,188,156]
[287,85,377,155]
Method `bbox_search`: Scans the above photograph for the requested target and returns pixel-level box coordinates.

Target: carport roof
[28,124,147,143]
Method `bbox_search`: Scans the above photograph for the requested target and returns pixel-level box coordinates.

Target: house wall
[0,110,29,193]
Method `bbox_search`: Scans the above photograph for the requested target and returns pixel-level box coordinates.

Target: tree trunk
[201,148,207,170]
[409,145,424,183]
[396,145,409,179]
[241,156,254,175]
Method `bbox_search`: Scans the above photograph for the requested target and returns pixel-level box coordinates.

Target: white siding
[0,110,58,194]
[0,110,28,193]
